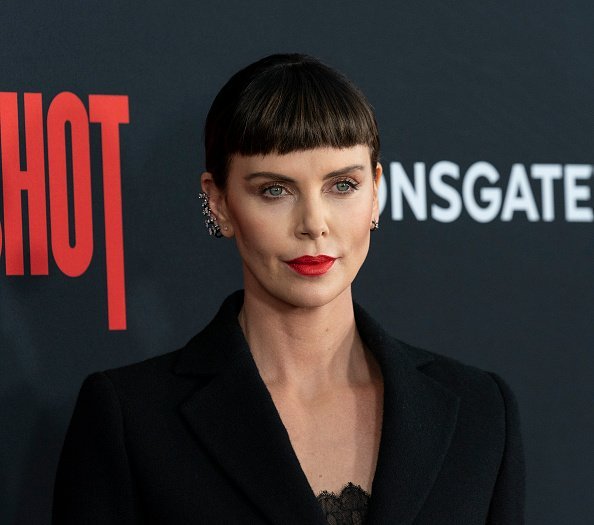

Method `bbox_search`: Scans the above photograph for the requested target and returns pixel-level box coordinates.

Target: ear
[371,162,383,222]
[200,172,234,237]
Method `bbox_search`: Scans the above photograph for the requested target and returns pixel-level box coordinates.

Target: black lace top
[316,482,371,525]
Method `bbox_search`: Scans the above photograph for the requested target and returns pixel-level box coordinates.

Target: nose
[295,194,328,239]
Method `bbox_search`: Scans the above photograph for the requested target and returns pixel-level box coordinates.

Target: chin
[258,278,354,310]
[242,259,361,310]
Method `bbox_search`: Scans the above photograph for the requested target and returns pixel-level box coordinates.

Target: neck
[239,285,375,398]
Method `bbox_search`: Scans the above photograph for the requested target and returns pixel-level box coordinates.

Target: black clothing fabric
[317,482,370,524]
[53,290,525,524]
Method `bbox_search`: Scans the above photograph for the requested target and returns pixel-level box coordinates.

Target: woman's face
[202,145,381,309]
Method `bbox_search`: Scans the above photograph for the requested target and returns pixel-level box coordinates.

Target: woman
[53,54,525,524]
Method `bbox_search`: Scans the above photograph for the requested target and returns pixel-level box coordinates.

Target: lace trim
[316,482,370,525]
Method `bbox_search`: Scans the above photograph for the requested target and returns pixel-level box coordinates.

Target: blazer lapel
[174,292,327,524]
[173,292,460,525]
[355,304,460,525]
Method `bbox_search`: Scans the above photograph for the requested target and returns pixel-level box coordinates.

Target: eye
[333,179,359,193]
[261,184,287,198]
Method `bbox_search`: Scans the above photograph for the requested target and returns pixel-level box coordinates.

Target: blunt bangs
[204,54,380,188]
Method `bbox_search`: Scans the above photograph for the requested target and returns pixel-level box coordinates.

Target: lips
[285,255,336,276]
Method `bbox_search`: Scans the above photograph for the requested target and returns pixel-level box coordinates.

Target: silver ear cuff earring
[371,219,379,231]
[198,192,223,237]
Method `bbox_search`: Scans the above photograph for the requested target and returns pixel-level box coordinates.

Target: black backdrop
[1,1,592,523]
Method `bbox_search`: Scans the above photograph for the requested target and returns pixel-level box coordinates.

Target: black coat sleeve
[486,372,526,525]
[52,372,143,524]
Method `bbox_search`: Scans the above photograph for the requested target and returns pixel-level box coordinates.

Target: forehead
[227,145,372,179]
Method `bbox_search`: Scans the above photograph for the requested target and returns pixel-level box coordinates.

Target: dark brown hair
[204,53,380,188]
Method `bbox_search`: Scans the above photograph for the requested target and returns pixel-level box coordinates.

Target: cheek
[352,219,372,251]
[230,202,287,257]
[337,200,373,257]
[333,197,373,231]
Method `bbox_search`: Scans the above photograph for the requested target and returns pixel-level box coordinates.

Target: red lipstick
[285,255,336,276]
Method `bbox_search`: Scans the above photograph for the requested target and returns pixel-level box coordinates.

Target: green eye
[336,181,352,192]
[266,186,284,196]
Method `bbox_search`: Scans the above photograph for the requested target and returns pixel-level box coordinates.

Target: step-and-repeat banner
[1,1,592,523]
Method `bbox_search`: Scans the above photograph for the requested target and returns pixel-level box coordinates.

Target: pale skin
[201,145,384,496]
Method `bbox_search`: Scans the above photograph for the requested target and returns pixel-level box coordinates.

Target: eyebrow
[244,164,366,183]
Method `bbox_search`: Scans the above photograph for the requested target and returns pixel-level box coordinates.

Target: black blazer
[53,291,525,524]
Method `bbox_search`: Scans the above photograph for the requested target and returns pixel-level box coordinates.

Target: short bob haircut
[204,53,380,188]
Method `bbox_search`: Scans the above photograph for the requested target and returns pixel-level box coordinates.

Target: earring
[198,192,223,238]
[371,219,379,231]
